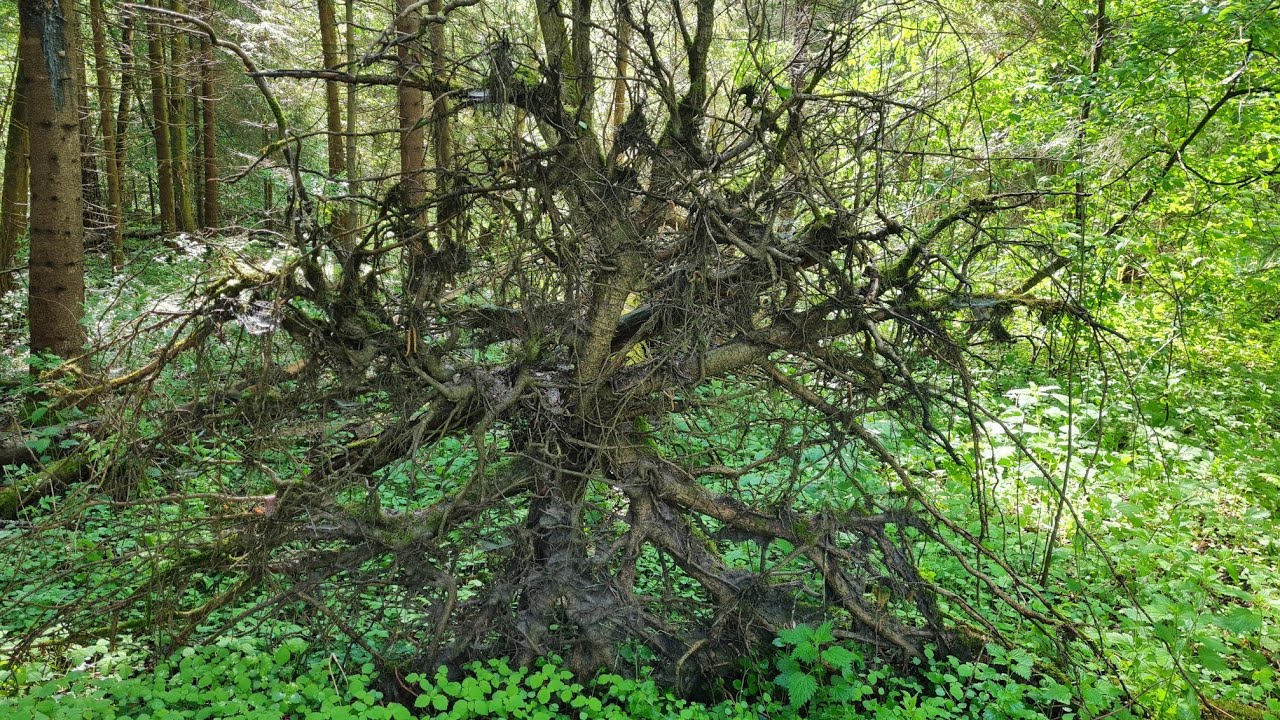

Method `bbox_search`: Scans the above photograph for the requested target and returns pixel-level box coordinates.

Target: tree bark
[198,0,217,231]
[90,0,124,267]
[427,0,454,248]
[0,63,29,297]
[191,72,203,226]
[78,54,103,244]
[19,0,88,361]
[396,0,426,232]
[609,0,629,138]
[343,0,358,244]
[146,5,176,231]
[262,125,273,227]
[168,0,198,233]
[318,0,348,237]
[115,12,135,194]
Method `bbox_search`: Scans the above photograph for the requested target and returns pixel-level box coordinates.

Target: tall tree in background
[19,0,86,361]
[190,58,203,225]
[318,0,347,236]
[427,0,454,252]
[168,0,197,233]
[0,63,28,297]
[76,48,102,241]
[114,11,136,212]
[146,4,176,232]
[608,0,629,136]
[198,0,217,231]
[89,0,124,267]
[395,0,425,233]
[343,0,356,243]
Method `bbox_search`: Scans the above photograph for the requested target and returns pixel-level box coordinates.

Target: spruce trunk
[146,5,176,232]
[19,0,88,362]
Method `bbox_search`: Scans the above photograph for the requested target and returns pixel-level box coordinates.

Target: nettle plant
[771,621,864,709]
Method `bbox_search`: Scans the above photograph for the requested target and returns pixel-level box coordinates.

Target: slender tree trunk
[344,0,358,243]
[428,0,454,248]
[263,126,273,228]
[396,0,426,232]
[90,0,124,267]
[19,0,87,361]
[78,55,103,243]
[115,13,135,195]
[198,0,217,231]
[168,0,197,233]
[609,0,630,137]
[0,63,29,297]
[318,0,348,237]
[191,79,203,227]
[146,4,176,231]
[0,60,13,134]
[1072,0,1108,236]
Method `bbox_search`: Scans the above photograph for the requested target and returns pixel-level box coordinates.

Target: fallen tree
[3,0,1119,699]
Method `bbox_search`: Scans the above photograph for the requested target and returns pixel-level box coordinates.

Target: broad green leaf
[1198,646,1229,672]
[1042,681,1073,704]
[782,672,818,706]
[1215,607,1263,635]
[776,625,811,646]
[793,641,819,663]
[821,645,856,672]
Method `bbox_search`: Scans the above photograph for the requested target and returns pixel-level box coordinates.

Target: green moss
[0,486,18,520]
[1207,699,1269,720]
[358,309,392,334]
[791,517,817,545]
[513,65,541,89]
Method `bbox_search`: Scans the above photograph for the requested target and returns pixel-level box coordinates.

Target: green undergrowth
[0,636,402,720]
[0,636,1095,720]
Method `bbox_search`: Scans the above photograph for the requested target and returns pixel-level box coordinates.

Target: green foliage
[770,627,1095,720]
[0,638,410,720]
[405,658,768,720]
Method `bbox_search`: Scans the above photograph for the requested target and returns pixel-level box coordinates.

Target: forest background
[1,0,1279,718]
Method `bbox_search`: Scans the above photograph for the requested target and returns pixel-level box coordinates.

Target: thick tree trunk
[146,5,177,232]
[168,0,197,233]
[0,64,29,297]
[19,0,87,361]
[90,0,124,268]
